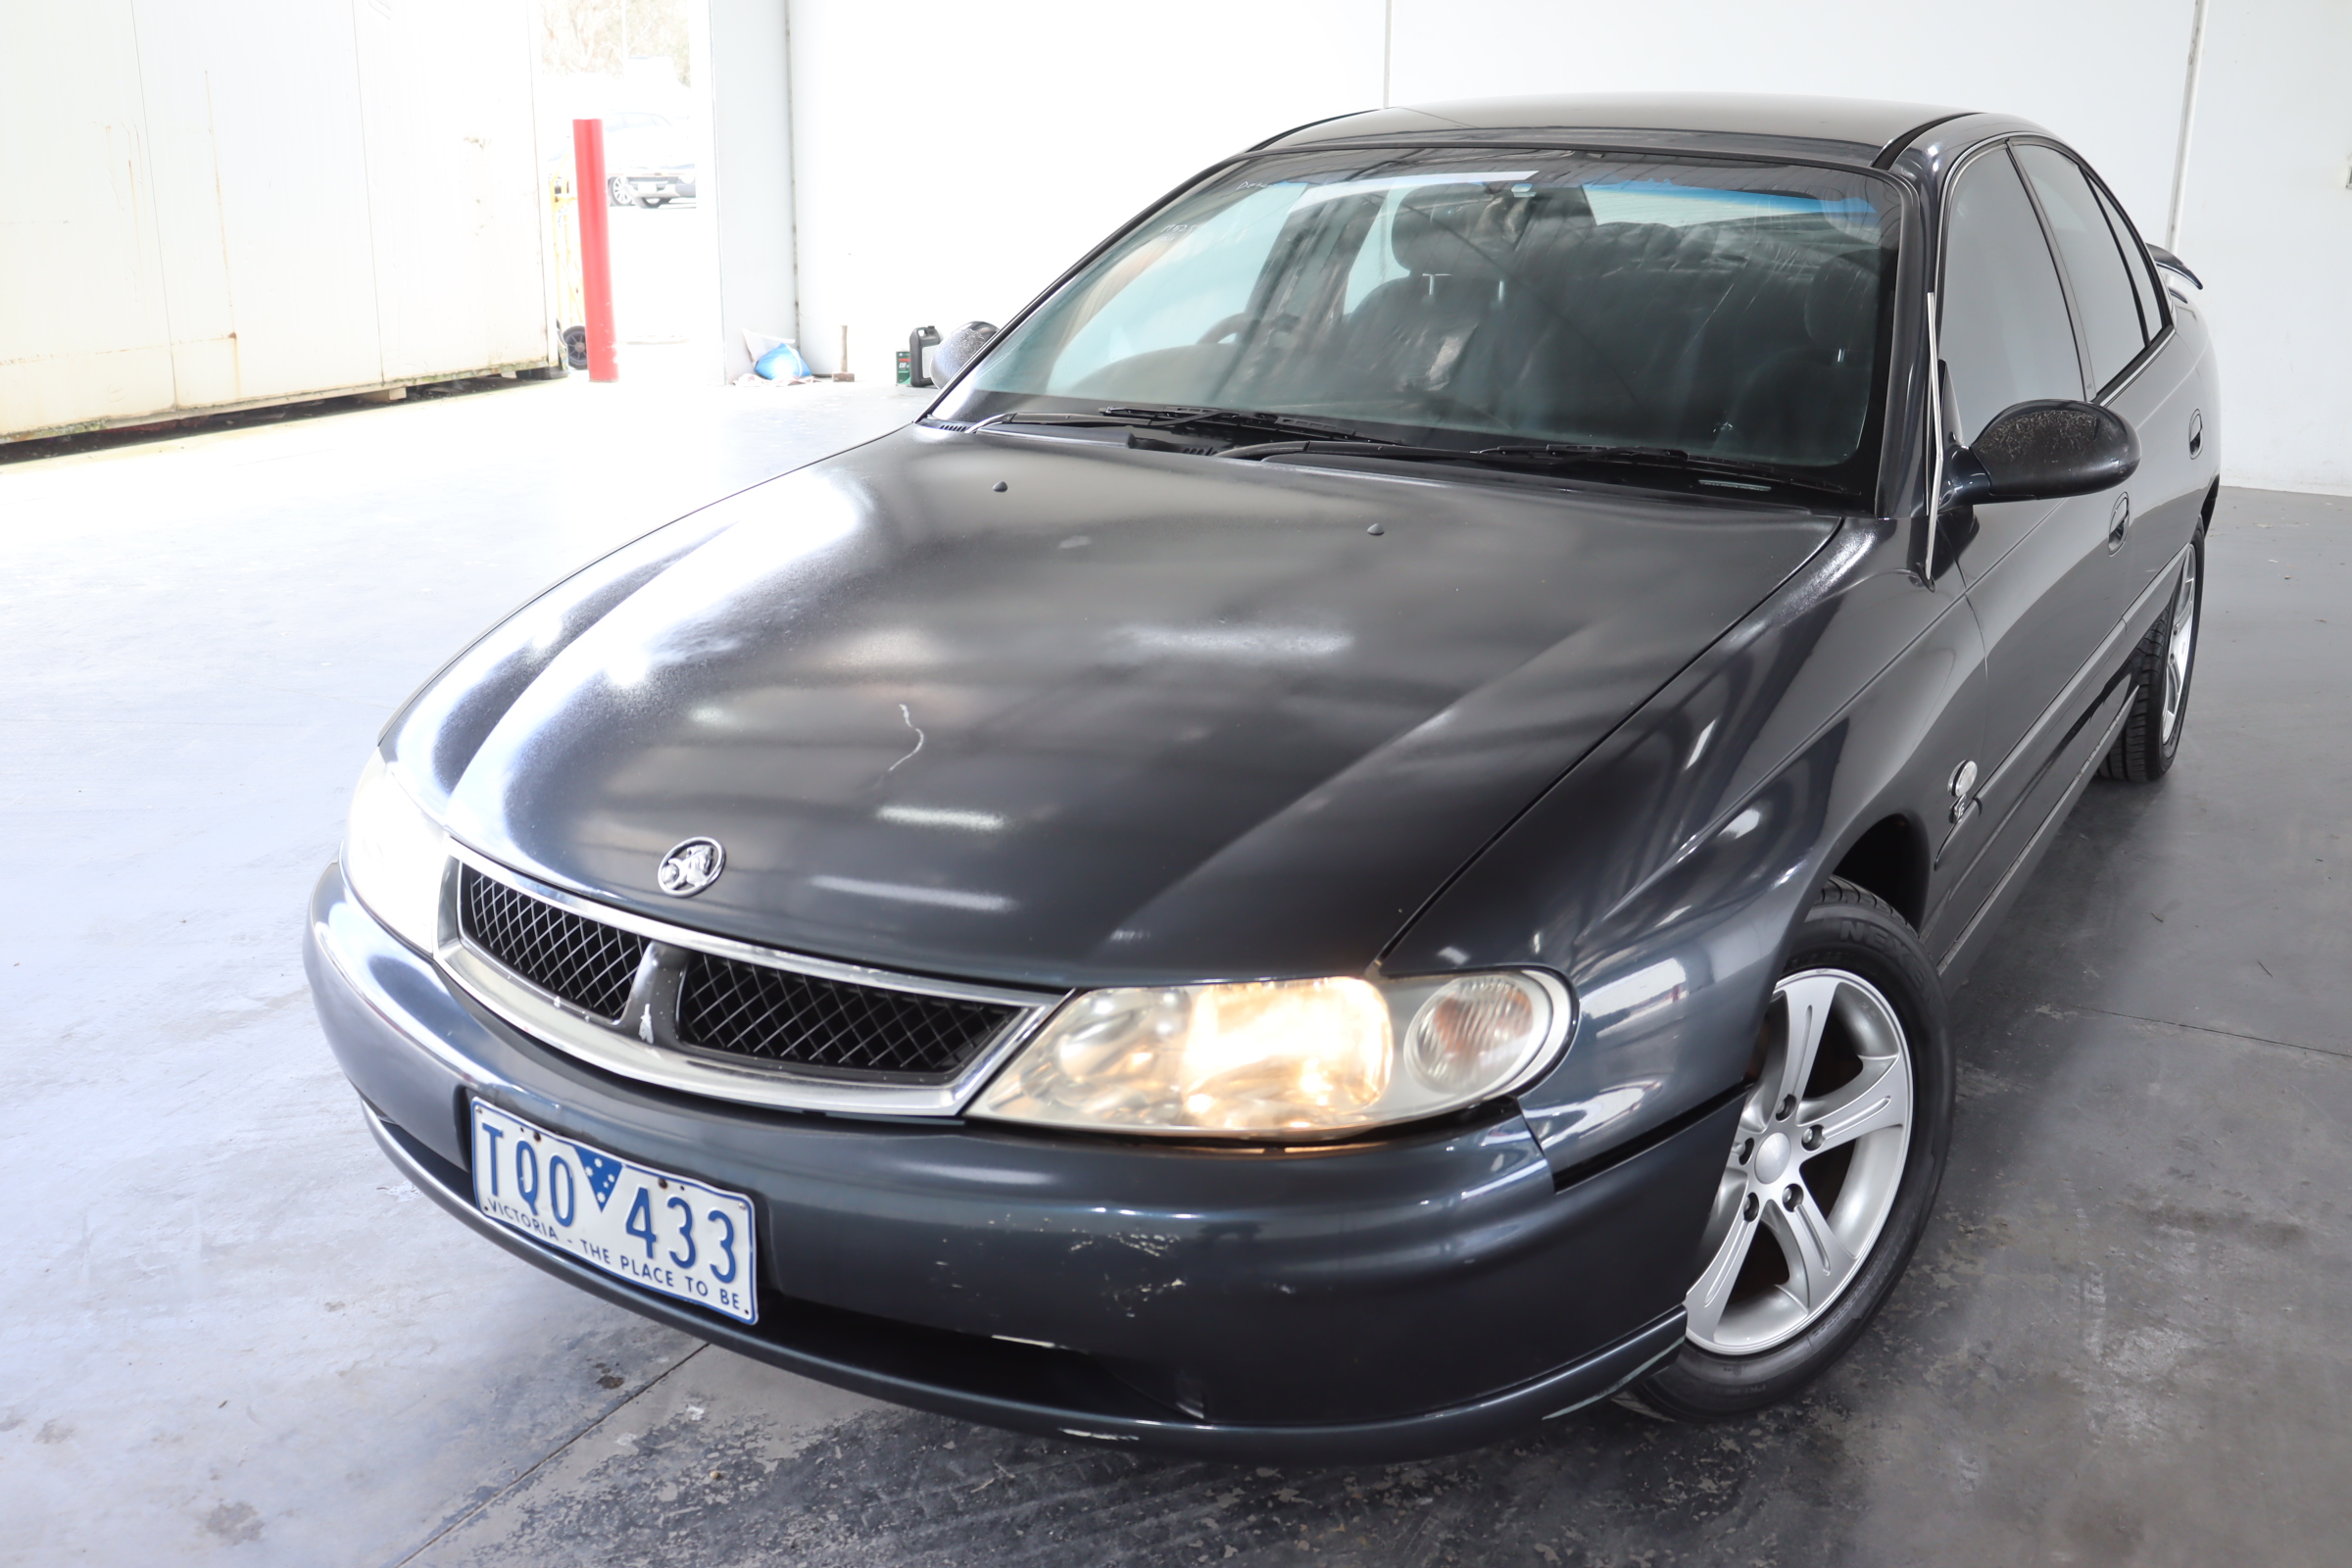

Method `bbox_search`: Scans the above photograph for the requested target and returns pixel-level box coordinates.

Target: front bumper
[306,862,1733,1461]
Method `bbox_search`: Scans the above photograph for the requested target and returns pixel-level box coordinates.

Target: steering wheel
[1196,312,1300,347]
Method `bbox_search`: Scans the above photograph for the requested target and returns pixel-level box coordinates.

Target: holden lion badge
[656,837,725,897]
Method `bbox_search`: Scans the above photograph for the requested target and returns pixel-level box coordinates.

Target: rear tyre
[2100,530,2204,782]
[1630,878,1952,1421]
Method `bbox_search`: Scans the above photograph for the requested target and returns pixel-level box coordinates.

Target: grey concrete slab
[6,423,2348,1567]
[1965,489,2352,1054]
[0,378,925,1565]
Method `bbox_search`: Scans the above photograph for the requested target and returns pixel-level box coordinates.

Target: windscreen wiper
[1098,406,1386,443]
[965,406,1390,445]
[970,413,1851,502]
[1221,437,1852,502]
[1477,443,1853,499]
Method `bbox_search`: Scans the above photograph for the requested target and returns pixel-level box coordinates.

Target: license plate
[468,1101,758,1324]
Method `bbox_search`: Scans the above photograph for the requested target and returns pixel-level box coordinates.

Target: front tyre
[1632,878,1953,1420]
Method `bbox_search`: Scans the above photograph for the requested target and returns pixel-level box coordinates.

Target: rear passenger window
[2091,179,2166,339]
[1939,151,2083,444]
[2014,145,2149,392]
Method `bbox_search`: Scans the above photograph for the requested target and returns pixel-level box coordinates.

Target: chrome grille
[453,862,1027,1086]
[459,865,646,1020]
[674,951,1019,1080]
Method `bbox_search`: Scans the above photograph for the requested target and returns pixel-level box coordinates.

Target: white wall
[0,0,551,441]
[703,0,800,380]
[1388,1,2198,243]
[773,0,2347,494]
[783,0,1384,380]
[2174,0,2352,493]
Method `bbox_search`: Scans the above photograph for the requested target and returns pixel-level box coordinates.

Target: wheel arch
[1829,812,1929,932]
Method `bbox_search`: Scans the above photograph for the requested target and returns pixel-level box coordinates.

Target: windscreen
[932,148,1900,498]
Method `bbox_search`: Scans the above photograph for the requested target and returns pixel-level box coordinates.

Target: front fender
[1390,515,1984,1181]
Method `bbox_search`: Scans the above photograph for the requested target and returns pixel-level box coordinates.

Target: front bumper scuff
[308,862,1732,1461]
[368,1102,1681,1460]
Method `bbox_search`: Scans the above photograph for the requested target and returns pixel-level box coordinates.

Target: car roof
[1258,93,1982,168]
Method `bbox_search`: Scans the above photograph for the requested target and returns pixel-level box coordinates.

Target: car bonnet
[430,427,1836,989]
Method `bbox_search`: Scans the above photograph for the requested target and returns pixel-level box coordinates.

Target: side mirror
[1944,399,2138,509]
[930,320,1000,387]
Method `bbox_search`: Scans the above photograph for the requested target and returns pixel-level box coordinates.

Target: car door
[1924,144,2130,954]
[2013,143,2208,615]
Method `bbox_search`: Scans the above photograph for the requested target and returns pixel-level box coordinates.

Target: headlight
[970,970,1567,1140]
[343,753,448,953]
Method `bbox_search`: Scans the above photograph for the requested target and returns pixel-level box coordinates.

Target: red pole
[572,119,618,381]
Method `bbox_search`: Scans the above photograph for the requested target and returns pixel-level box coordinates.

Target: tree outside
[539,0,691,86]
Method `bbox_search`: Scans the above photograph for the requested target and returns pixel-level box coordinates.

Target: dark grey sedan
[309,93,2215,1458]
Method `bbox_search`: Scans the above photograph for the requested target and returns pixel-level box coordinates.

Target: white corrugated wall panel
[0,1,177,434]
[129,0,389,407]
[354,0,550,383]
[0,0,550,441]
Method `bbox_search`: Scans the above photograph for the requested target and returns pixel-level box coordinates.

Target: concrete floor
[4,380,2347,1566]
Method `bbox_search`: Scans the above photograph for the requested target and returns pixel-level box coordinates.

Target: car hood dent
[442,429,1836,987]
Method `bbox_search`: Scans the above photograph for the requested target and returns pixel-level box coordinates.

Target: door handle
[2107,492,2132,552]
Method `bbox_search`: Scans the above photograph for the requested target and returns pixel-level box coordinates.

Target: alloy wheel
[1686,968,1914,1355]
[2159,551,2199,746]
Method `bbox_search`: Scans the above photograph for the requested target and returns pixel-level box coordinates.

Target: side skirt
[1936,674,2135,986]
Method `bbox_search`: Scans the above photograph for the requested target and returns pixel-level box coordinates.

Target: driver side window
[1939,148,2083,444]
[1044,186,1305,394]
